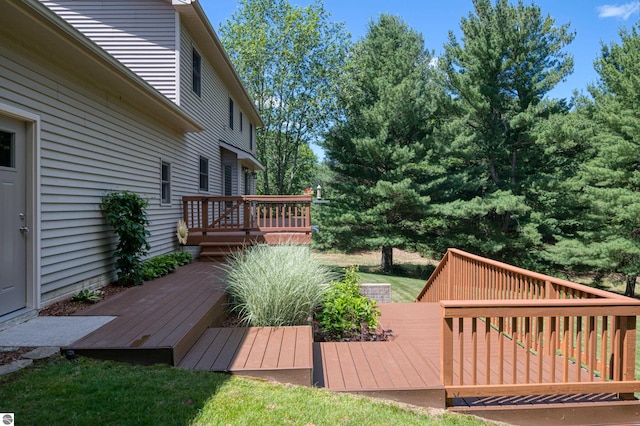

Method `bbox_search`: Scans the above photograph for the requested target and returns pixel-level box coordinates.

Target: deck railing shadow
[417,248,640,402]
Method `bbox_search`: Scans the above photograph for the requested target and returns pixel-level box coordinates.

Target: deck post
[242,198,251,233]
[441,304,454,388]
[620,315,637,400]
[447,251,452,300]
[545,279,557,299]
[201,197,209,236]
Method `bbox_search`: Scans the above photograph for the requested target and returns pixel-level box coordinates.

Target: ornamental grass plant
[222,243,335,327]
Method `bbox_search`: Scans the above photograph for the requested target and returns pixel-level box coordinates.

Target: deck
[63,255,640,425]
[179,326,313,386]
[65,261,313,385]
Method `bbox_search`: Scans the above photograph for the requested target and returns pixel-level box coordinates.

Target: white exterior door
[0,115,27,316]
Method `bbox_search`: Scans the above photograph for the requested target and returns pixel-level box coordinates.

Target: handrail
[417,248,640,401]
[417,248,627,302]
[441,299,640,398]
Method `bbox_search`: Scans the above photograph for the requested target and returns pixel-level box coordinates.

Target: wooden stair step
[179,326,313,386]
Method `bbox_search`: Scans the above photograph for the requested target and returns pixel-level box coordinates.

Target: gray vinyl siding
[178,28,223,194]
[41,0,179,102]
[178,27,260,196]
[0,37,187,300]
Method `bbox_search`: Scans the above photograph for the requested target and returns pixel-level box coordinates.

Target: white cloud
[597,2,640,19]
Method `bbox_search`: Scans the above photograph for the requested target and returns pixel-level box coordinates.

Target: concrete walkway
[0,316,115,347]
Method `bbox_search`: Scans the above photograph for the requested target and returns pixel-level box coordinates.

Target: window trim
[229,98,234,130]
[161,161,171,205]
[192,48,202,97]
[240,111,243,132]
[199,155,209,192]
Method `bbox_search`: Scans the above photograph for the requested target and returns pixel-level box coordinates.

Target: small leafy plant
[315,266,382,341]
[71,289,105,304]
[101,191,150,287]
[141,252,192,281]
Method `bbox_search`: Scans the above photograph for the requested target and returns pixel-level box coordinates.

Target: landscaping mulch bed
[39,284,131,317]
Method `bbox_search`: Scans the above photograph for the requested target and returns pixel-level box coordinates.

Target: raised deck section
[64,261,227,365]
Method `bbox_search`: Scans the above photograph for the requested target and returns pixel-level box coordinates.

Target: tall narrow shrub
[222,244,333,326]
[101,191,150,286]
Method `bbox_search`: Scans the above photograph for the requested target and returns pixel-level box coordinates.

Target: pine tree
[318,14,444,272]
[425,0,575,265]
[545,25,640,296]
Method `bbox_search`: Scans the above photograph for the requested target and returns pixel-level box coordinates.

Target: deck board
[180,326,313,386]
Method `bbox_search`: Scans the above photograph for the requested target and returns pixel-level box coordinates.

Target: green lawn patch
[0,357,490,425]
[358,271,426,303]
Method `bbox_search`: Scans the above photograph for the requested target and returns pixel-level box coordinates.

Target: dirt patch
[0,347,36,366]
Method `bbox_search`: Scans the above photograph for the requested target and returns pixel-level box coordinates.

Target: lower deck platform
[179,326,313,386]
[64,261,227,365]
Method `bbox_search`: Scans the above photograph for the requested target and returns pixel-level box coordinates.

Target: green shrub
[316,266,381,340]
[222,244,334,327]
[71,288,105,304]
[101,191,150,287]
[141,252,193,281]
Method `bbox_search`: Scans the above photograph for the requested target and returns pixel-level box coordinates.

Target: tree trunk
[381,245,393,273]
[625,274,637,298]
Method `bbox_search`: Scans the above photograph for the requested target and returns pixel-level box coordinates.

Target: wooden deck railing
[417,248,640,400]
[182,195,312,236]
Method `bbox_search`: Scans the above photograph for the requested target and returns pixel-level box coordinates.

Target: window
[223,164,233,196]
[240,112,243,132]
[199,156,209,191]
[0,131,15,168]
[228,98,234,129]
[243,169,251,195]
[249,123,253,151]
[161,161,171,204]
[192,48,201,96]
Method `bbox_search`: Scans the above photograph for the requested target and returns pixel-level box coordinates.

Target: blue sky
[202,0,640,100]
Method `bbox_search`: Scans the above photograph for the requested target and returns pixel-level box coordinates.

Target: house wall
[0,0,263,306]
[0,34,189,304]
[178,25,259,196]
[41,0,180,103]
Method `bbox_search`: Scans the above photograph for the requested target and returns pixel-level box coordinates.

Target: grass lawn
[312,249,434,302]
[0,356,491,426]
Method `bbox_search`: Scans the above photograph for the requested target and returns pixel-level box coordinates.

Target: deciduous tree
[220,0,349,194]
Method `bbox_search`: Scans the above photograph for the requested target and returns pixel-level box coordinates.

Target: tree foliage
[425,0,575,264]
[543,25,640,295]
[220,0,350,194]
[318,14,444,271]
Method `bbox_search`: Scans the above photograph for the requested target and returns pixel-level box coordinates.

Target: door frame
[0,102,40,314]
